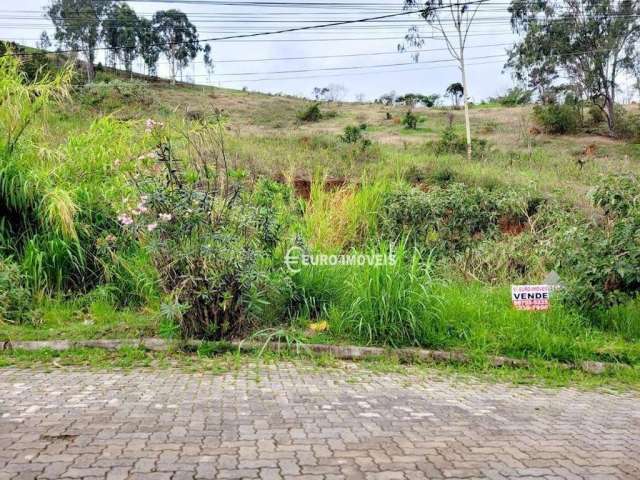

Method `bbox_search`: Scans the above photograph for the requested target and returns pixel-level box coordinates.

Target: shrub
[403,165,456,186]
[79,80,152,109]
[533,103,581,134]
[0,257,34,324]
[123,120,293,339]
[431,127,488,157]
[613,107,640,142]
[340,124,365,143]
[587,103,606,126]
[592,173,639,216]
[455,231,550,284]
[339,124,372,151]
[402,110,418,129]
[491,87,532,106]
[297,102,323,122]
[556,175,640,312]
[379,184,542,255]
[557,215,640,311]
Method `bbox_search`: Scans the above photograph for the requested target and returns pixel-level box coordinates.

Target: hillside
[72,77,640,210]
[2,59,640,382]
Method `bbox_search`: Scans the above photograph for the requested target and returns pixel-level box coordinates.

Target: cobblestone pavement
[1,364,639,480]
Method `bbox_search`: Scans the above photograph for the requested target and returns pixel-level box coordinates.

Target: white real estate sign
[511,285,550,311]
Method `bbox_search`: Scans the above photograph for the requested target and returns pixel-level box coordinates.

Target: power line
[2,32,517,43]
[0,37,511,64]
[165,42,512,63]
[212,58,506,84]
[201,53,507,77]
[1,0,490,58]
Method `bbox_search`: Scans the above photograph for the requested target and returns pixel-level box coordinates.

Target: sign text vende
[511,284,550,311]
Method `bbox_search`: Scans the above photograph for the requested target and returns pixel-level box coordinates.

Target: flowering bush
[119,119,293,339]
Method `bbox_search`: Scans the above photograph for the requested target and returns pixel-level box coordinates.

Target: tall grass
[0,52,71,155]
[290,242,444,348]
[0,53,156,298]
[434,282,640,364]
[289,261,346,321]
[593,297,640,342]
[302,176,390,252]
[333,242,443,347]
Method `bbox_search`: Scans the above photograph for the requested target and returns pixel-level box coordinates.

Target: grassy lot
[1,59,639,385]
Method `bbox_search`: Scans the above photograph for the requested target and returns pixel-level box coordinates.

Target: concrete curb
[0,338,627,375]
[0,338,170,352]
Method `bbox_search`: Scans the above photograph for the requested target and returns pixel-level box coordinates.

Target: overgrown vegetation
[80,79,153,109]
[533,102,581,134]
[297,103,323,122]
[126,120,293,339]
[491,86,532,106]
[3,53,640,383]
[402,111,419,129]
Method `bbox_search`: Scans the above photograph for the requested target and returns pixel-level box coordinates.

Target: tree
[102,3,139,75]
[152,10,200,85]
[378,91,397,105]
[37,31,51,50]
[397,93,440,107]
[446,82,464,108]
[507,0,640,134]
[325,83,347,102]
[47,0,112,81]
[312,84,347,102]
[402,0,485,161]
[419,93,439,107]
[312,86,329,100]
[136,18,161,76]
[203,43,214,82]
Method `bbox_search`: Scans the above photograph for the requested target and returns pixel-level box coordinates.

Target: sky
[0,0,522,102]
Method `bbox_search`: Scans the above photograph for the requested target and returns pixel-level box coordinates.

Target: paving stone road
[1,363,639,480]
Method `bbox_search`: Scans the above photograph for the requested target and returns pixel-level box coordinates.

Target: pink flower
[147,223,158,232]
[145,119,164,133]
[159,213,172,222]
[117,213,133,226]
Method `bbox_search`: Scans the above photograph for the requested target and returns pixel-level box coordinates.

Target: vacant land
[1,60,640,384]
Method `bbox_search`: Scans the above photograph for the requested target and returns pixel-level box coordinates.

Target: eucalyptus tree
[446,82,464,107]
[203,43,214,82]
[102,3,139,75]
[136,18,161,76]
[152,9,200,85]
[47,0,113,81]
[401,0,486,161]
[507,0,640,134]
